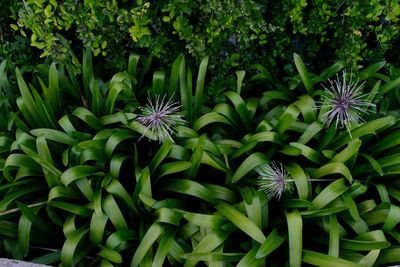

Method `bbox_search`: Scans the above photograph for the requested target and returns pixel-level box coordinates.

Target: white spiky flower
[257,162,293,200]
[136,94,186,143]
[319,71,375,132]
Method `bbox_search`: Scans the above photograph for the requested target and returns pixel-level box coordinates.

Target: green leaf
[131,223,164,267]
[61,227,89,267]
[237,245,262,267]
[160,179,216,203]
[90,211,108,245]
[47,62,61,114]
[329,214,339,257]
[232,152,267,183]
[318,60,345,80]
[225,91,252,131]
[31,129,76,145]
[246,131,282,145]
[60,165,104,186]
[187,134,205,178]
[105,179,137,213]
[168,54,182,97]
[286,209,302,267]
[216,202,266,244]
[289,142,322,164]
[149,140,172,172]
[153,230,175,267]
[49,201,92,217]
[152,71,165,95]
[303,250,362,267]
[0,184,44,211]
[15,68,42,126]
[105,229,137,250]
[193,112,234,131]
[103,194,128,230]
[311,162,353,183]
[18,214,31,257]
[329,138,361,164]
[379,75,400,95]
[286,162,309,200]
[358,61,386,80]
[358,249,380,267]
[183,212,225,228]
[83,48,94,101]
[294,95,316,123]
[330,116,396,149]
[159,161,192,177]
[128,54,140,87]
[98,245,122,264]
[31,251,61,265]
[193,56,208,120]
[105,129,134,158]
[179,56,192,123]
[311,178,349,209]
[106,80,129,114]
[3,154,41,181]
[256,228,285,258]
[72,107,103,131]
[377,248,400,265]
[276,104,301,134]
[297,121,323,145]
[235,70,246,95]
[294,53,313,94]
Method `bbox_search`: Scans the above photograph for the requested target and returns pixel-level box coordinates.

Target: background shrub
[4,0,399,92]
[0,0,35,72]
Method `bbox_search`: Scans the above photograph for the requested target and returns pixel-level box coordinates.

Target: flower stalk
[319,71,375,133]
[136,94,186,143]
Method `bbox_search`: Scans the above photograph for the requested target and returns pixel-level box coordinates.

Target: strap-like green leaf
[131,223,164,267]
[311,162,352,183]
[103,194,128,230]
[193,56,209,120]
[98,245,122,264]
[303,250,362,267]
[232,152,267,183]
[161,179,216,203]
[61,227,89,267]
[225,91,252,131]
[286,209,302,267]
[60,165,104,186]
[90,211,108,244]
[256,228,285,259]
[216,202,266,244]
[293,53,313,94]
[31,129,77,145]
[311,178,349,209]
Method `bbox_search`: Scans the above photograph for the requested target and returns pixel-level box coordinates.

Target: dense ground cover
[0,49,400,266]
[1,1,400,267]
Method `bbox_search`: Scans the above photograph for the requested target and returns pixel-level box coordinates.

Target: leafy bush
[1,50,400,266]
[269,0,400,70]
[0,0,36,72]
[9,0,400,88]
[13,0,268,75]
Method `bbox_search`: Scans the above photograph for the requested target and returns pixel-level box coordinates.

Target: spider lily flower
[136,94,186,143]
[257,162,293,200]
[319,71,375,132]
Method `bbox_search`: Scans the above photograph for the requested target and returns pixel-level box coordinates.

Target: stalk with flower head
[319,71,375,133]
[136,94,186,143]
[257,162,294,200]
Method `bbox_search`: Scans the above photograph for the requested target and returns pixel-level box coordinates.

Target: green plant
[1,51,400,266]
[0,0,36,72]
